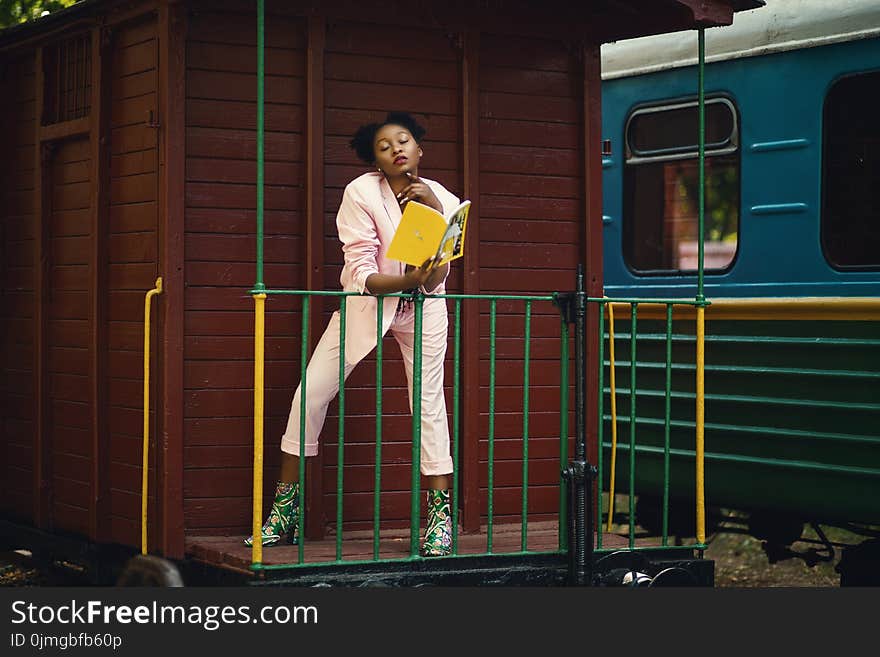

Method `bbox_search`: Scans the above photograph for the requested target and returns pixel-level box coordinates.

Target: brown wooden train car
[0,0,758,566]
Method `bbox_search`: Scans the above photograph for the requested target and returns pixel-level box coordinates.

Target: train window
[623,98,739,273]
[822,71,880,269]
[627,99,737,159]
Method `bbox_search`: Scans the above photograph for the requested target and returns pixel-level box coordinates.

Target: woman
[246,112,458,557]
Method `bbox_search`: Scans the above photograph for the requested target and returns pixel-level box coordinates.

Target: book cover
[386,199,471,268]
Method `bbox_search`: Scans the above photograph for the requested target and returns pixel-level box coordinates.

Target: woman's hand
[397,173,442,213]
[404,256,438,288]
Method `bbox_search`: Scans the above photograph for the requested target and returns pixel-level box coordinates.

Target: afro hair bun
[349,111,427,164]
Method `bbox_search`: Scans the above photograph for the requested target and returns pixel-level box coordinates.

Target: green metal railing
[596,299,708,553]
[248,289,710,572]
[249,289,571,571]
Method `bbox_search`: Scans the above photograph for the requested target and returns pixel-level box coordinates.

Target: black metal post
[557,264,597,586]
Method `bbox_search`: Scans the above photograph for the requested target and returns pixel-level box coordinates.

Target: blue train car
[599,0,880,583]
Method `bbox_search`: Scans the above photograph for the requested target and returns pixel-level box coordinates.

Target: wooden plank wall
[0,10,160,549]
[182,7,308,535]
[181,3,588,537]
[1,53,38,524]
[105,16,160,547]
[476,34,580,521]
[46,136,93,536]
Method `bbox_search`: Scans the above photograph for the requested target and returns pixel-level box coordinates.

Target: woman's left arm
[420,261,449,293]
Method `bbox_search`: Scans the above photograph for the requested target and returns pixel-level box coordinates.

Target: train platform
[182,520,705,586]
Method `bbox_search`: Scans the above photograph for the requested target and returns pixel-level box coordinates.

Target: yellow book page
[386,201,448,267]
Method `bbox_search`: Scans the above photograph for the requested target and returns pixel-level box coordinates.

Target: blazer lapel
[379,175,402,230]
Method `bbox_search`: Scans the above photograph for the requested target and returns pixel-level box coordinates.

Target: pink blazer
[336,171,461,363]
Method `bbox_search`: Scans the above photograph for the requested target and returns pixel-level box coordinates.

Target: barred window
[43,34,92,125]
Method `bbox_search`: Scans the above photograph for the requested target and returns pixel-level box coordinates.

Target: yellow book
[386,199,471,268]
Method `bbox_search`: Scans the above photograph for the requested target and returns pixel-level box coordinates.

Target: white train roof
[601,0,880,80]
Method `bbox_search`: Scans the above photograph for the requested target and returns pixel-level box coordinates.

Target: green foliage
[0,0,78,29]
[679,158,740,243]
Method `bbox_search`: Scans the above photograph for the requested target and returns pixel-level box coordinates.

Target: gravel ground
[0,553,90,587]
[706,526,843,587]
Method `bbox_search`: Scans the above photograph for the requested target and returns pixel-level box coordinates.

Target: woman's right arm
[338,183,434,295]
[365,259,437,295]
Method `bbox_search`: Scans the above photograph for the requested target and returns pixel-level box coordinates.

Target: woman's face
[373,123,422,178]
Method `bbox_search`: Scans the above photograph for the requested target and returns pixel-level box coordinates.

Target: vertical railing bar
[697,28,706,303]
[696,26,708,548]
[250,0,267,569]
[452,298,462,555]
[696,305,706,546]
[250,291,266,567]
[254,0,265,293]
[336,299,346,561]
[558,314,569,552]
[298,296,308,564]
[596,300,605,550]
[628,303,638,549]
[663,304,673,546]
[410,294,424,557]
[373,297,384,561]
[573,267,587,584]
[605,301,619,532]
[487,299,497,553]
[521,301,532,552]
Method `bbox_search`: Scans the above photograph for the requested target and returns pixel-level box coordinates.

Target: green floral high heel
[422,489,452,557]
[244,482,300,547]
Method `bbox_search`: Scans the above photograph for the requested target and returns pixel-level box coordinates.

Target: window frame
[624,96,739,165]
[621,95,742,275]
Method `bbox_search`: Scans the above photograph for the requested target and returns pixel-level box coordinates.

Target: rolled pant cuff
[280,440,319,458]
[420,456,454,477]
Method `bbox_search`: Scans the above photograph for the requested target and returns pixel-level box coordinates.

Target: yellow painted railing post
[142,277,163,556]
[695,305,706,545]
[605,300,619,532]
[251,293,267,565]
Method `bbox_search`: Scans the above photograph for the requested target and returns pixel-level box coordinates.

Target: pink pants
[280,297,453,476]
